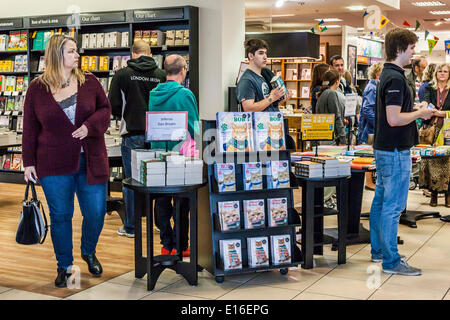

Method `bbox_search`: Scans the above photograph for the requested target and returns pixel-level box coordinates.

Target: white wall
[1,0,245,120]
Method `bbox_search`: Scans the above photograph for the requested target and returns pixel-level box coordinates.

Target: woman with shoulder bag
[420,63,450,207]
[22,34,111,287]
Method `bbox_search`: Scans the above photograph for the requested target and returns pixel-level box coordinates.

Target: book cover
[216,112,254,153]
[214,163,236,192]
[165,30,175,46]
[267,198,288,227]
[219,239,242,270]
[253,112,286,151]
[43,31,52,49]
[14,55,23,72]
[175,30,184,46]
[142,30,151,45]
[301,68,311,80]
[8,31,21,50]
[0,34,8,51]
[121,55,130,69]
[301,86,310,98]
[247,237,269,268]
[109,32,121,48]
[38,56,46,72]
[134,30,143,42]
[0,97,6,111]
[2,154,11,169]
[16,115,23,132]
[121,32,129,47]
[15,76,24,92]
[270,235,292,265]
[217,201,240,231]
[22,55,28,72]
[11,154,21,170]
[5,76,16,92]
[81,34,89,48]
[96,33,104,48]
[243,199,265,229]
[6,97,15,110]
[88,56,98,71]
[150,31,158,47]
[98,56,109,71]
[0,75,5,91]
[19,31,27,50]
[88,33,97,49]
[80,56,88,71]
[183,29,190,45]
[266,161,290,189]
[23,76,29,93]
[112,56,121,71]
[242,162,263,190]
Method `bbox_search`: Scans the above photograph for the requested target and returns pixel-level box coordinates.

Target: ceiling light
[357,27,365,31]
[275,0,285,8]
[412,1,445,6]
[444,18,450,21]
[435,21,443,25]
[347,6,366,11]
[430,10,450,14]
[272,14,295,17]
[326,25,342,28]
[314,18,343,22]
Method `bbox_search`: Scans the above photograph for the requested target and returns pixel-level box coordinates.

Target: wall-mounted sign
[301,114,335,141]
[357,56,370,64]
[29,15,74,27]
[0,18,23,30]
[80,12,126,24]
[133,8,184,22]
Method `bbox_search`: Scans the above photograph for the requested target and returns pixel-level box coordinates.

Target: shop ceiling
[245,0,450,35]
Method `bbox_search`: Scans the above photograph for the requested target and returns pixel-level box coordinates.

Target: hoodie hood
[149,81,184,106]
[127,56,158,72]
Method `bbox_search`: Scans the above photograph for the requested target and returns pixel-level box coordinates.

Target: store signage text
[30,15,73,27]
[133,9,184,21]
[0,18,23,30]
[80,12,126,24]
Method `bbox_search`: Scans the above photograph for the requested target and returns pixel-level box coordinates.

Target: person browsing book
[148,54,200,257]
[22,34,111,288]
[109,40,166,238]
[237,39,291,112]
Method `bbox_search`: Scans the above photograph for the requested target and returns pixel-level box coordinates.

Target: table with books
[123,150,205,291]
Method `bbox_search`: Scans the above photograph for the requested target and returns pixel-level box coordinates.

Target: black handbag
[16,182,48,245]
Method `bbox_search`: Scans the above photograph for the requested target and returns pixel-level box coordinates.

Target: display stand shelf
[198,119,303,284]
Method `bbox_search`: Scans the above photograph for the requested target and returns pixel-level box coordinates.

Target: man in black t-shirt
[370,28,435,276]
[237,39,291,112]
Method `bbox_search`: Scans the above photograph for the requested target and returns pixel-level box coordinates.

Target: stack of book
[185,159,203,185]
[310,156,351,177]
[134,30,165,46]
[131,149,156,181]
[81,32,129,49]
[166,154,185,186]
[140,159,166,186]
[294,161,323,178]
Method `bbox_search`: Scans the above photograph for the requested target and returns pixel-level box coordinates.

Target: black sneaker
[55,268,70,288]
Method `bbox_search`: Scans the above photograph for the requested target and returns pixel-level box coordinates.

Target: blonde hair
[132,39,151,55]
[431,63,450,90]
[368,61,384,80]
[343,70,353,85]
[422,63,436,82]
[39,34,85,92]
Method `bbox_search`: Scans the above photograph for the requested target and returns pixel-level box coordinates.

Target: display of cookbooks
[247,237,269,268]
[253,112,286,151]
[243,199,265,229]
[219,239,242,270]
[242,162,263,190]
[217,201,240,231]
[266,160,290,189]
[271,235,292,265]
[216,112,253,152]
[267,198,288,227]
[214,163,236,192]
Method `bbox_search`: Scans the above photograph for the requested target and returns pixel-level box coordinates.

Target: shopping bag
[16,182,48,245]
[435,111,450,146]
[179,135,199,158]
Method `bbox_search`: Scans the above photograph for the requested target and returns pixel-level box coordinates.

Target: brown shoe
[430,192,438,207]
[445,194,450,208]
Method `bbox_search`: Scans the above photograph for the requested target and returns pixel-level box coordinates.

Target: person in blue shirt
[418,63,436,102]
[358,61,384,144]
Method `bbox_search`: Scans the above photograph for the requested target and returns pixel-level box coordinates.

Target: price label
[145,111,188,142]
[301,114,335,141]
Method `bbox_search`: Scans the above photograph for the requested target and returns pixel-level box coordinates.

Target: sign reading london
[301,114,335,141]
[146,111,188,142]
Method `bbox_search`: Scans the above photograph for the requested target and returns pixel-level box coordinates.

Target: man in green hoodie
[149,54,199,256]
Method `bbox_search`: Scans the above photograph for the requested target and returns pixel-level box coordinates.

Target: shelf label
[80,11,126,24]
[29,15,74,27]
[12,91,19,97]
[133,8,184,22]
[301,114,335,141]
[145,111,187,142]
[4,91,11,96]
[0,18,23,30]
[162,45,168,51]
[4,111,12,116]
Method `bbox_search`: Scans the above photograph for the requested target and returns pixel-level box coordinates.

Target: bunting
[415,20,421,31]
[318,19,325,25]
[310,28,315,34]
[445,40,450,54]
[379,16,389,29]
[403,20,411,28]
[321,26,328,32]
[425,30,430,40]
[363,11,369,17]
[428,39,437,54]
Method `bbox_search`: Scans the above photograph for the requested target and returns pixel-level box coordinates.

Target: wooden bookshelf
[267,42,328,110]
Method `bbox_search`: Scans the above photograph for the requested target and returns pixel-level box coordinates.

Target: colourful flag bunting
[428,39,437,54]
[321,26,328,32]
[318,19,325,25]
[379,16,389,29]
[403,21,411,28]
[310,28,315,34]
[425,30,430,40]
[415,20,420,31]
[445,40,450,54]
[363,11,369,17]
[434,36,439,41]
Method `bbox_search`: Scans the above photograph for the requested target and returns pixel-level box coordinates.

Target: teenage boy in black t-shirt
[237,39,291,112]
[370,28,435,276]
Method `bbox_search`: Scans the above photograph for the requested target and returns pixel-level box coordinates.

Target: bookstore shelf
[0,50,28,54]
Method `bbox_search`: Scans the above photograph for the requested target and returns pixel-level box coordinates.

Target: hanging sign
[301,114,335,141]
[0,18,23,30]
[145,111,188,142]
[133,8,184,22]
[29,15,74,27]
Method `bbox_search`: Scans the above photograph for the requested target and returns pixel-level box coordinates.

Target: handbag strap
[38,202,48,244]
[24,182,38,202]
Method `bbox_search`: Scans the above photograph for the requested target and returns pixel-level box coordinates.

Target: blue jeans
[40,154,107,270]
[370,148,411,270]
[121,135,145,234]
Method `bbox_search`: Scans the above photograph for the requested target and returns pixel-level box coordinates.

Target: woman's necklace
[61,76,71,89]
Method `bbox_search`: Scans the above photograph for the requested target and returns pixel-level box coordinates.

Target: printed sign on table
[146,111,188,141]
[301,114,335,141]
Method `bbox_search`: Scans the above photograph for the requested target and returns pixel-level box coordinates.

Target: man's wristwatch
[268,96,273,103]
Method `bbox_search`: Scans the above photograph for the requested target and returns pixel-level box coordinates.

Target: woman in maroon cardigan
[22,34,111,288]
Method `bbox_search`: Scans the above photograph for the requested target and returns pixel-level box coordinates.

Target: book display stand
[198,119,303,283]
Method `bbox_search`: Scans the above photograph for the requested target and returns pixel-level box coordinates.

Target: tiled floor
[1,188,450,300]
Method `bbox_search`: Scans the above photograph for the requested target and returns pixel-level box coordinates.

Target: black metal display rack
[0,6,199,179]
[198,119,303,283]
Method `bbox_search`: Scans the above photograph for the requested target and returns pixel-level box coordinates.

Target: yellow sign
[301,114,335,141]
